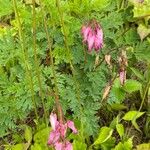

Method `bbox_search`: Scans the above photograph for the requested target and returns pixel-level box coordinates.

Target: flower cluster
[81,20,103,53]
[47,113,78,150]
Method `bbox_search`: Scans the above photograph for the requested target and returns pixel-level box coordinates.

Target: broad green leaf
[112,78,126,102]
[94,127,113,145]
[24,126,32,143]
[124,137,133,150]
[136,143,150,150]
[123,111,145,121]
[114,142,124,150]
[132,120,141,132]
[31,143,42,150]
[130,67,144,81]
[111,103,127,111]
[34,127,50,144]
[11,144,24,150]
[137,24,150,41]
[73,140,87,150]
[116,124,124,138]
[113,138,133,150]
[123,79,142,93]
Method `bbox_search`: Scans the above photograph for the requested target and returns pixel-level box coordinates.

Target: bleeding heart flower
[64,141,73,150]
[67,120,78,134]
[48,113,77,150]
[87,31,95,51]
[81,26,91,42]
[47,130,60,145]
[50,113,58,131]
[119,70,126,85]
[54,142,63,150]
[81,20,103,53]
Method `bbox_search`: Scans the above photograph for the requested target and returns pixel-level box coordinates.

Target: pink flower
[81,20,103,53]
[81,26,91,42]
[48,113,77,150]
[50,113,58,130]
[59,123,67,138]
[54,141,73,150]
[54,142,63,150]
[67,120,78,134]
[119,70,126,85]
[87,32,95,51]
[64,141,73,150]
[47,130,60,145]
[94,27,103,51]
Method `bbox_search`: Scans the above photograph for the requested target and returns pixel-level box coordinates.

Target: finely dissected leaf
[123,111,145,121]
[116,124,124,138]
[94,127,113,145]
[130,67,144,81]
[123,79,142,93]
[0,0,12,18]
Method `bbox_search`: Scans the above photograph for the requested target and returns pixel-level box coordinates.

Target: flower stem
[40,1,63,123]
[55,0,84,139]
[12,0,38,120]
[32,0,48,125]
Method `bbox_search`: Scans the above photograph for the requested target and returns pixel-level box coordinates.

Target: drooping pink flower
[48,113,77,150]
[81,26,91,42]
[47,130,60,145]
[50,113,58,130]
[119,70,126,85]
[67,120,78,134]
[64,141,73,150]
[94,26,103,51]
[87,31,95,51]
[81,20,103,53]
[54,142,63,150]
[59,123,68,138]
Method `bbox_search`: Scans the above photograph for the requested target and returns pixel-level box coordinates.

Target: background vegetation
[0,0,150,149]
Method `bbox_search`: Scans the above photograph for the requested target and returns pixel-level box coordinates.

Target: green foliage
[94,127,113,145]
[1,0,150,149]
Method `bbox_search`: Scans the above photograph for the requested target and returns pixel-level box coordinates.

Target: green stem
[126,76,150,137]
[12,0,38,120]
[56,0,84,139]
[40,1,63,123]
[32,0,48,125]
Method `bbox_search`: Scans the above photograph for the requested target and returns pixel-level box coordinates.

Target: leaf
[11,143,30,150]
[0,0,12,18]
[73,140,87,150]
[137,24,150,41]
[130,67,144,81]
[123,79,142,93]
[114,138,133,150]
[116,124,124,138]
[136,143,150,150]
[31,143,42,150]
[94,127,113,145]
[91,0,111,11]
[111,103,127,111]
[24,126,32,143]
[132,120,141,132]
[123,111,145,121]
